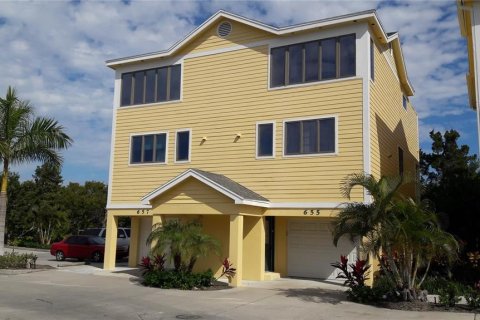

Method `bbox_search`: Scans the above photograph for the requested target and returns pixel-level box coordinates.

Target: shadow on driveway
[276,287,346,304]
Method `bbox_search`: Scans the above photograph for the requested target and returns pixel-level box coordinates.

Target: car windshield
[89,236,105,245]
[80,228,102,236]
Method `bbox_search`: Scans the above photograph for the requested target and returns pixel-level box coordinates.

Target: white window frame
[128,131,169,166]
[256,121,276,159]
[282,115,339,158]
[118,62,183,109]
[175,128,192,163]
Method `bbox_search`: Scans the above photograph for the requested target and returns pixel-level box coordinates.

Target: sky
[0,0,476,184]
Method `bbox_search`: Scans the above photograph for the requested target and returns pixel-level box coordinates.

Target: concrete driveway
[0,261,476,320]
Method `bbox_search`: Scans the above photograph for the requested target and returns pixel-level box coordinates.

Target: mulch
[376,300,478,313]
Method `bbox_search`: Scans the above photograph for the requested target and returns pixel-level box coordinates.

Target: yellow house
[457,0,480,154]
[104,9,419,286]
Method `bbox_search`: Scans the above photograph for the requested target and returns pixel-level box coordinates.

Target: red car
[50,235,106,262]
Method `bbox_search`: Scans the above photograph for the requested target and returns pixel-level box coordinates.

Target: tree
[420,130,480,252]
[0,86,72,253]
[147,220,220,273]
[332,173,458,300]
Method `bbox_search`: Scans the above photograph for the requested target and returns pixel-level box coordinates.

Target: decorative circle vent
[217,21,232,38]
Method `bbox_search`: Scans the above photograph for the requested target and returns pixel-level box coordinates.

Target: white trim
[117,62,184,109]
[128,131,169,166]
[269,76,360,92]
[361,26,372,203]
[106,79,120,204]
[174,128,192,163]
[109,200,348,210]
[107,204,153,210]
[106,10,379,68]
[141,169,244,204]
[117,99,182,111]
[282,114,339,158]
[268,202,345,209]
[256,120,276,159]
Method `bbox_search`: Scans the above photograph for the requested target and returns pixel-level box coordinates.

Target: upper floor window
[257,122,274,158]
[402,95,407,110]
[175,129,191,162]
[284,117,336,156]
[121,64,181,107]
[270,34,356,88]
[131,133,167,164]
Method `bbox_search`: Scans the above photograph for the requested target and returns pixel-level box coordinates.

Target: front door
[265,217,275,272]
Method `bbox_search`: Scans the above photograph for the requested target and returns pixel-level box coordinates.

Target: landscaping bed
[376,300,476,313]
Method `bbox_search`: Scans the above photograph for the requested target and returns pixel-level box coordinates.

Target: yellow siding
[111,45,364,204]
[370,38,419,196]
[177,20,273,55]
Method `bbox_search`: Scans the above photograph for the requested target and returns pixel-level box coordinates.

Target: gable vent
[217,21,232,38]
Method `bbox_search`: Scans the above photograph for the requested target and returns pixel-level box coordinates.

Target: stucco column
[150,215,164,253]
[103,213,118,270]
[128,216,141,267]
[229,214,243,287]
[242,216,265,281]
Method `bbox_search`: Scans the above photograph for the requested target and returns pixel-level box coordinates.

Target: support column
[242,216,265,281]
[103,213,118,270]
[128,216,140,267]
[150,215,164,253]
[229,214,243,287]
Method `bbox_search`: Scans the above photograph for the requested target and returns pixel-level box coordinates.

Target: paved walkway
[0,264,476,320]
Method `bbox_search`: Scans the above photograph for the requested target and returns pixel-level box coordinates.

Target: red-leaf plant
[331,255,370,288]
[140,254,166,275]
[215,258,236,281]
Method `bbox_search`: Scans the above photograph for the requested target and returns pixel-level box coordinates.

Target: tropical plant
[332,173,458,301]
[0,86,72,253]
[331,255,370,288]
[147,220,220,273]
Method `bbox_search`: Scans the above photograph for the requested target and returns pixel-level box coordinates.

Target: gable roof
[106,9,414,96]
[141,168,270,207]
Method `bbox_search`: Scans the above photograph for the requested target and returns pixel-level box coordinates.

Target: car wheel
[56,250,65,261]
[92,251,103,263]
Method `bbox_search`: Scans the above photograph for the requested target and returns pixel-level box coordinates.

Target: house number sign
[303,209,321,216]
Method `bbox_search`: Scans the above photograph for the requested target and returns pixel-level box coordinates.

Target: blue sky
[0,0,476,183]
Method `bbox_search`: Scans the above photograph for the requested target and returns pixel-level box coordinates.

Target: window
[370,39,375,81]
[270,34,356,88]
[120,64,181,107]
[176,130,191,162]
[403,95,407,110]
[257,122,274,158]
[284,117,336,155]
[398,147,404,175]
[130,133,168,164]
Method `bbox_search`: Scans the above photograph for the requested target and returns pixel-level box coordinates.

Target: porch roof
[141,169,270,207]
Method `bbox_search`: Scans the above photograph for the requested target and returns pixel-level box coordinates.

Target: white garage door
[287,219,357,279]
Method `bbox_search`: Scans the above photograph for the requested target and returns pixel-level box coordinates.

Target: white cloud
[0,0,472,182]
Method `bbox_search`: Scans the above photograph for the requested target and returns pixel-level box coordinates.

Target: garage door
[138,217,153,263]
[287,219,357,279]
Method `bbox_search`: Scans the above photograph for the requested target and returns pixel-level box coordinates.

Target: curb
[5,246,50,253]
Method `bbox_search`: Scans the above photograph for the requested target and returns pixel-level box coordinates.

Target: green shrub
[0,252,38,269]
[438,282,461,308]
[372,275,400,301]
[465,285,480,310]
[421,276,470,296]
[347,285,382,303]
[143,270,214,290]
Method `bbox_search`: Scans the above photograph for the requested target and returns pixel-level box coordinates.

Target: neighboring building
[458,0,480,153]
[104,9,419,286]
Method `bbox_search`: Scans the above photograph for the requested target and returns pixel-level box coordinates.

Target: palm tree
[332,172,458,300]
[147,220,220,272]
[0,86,72,254]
